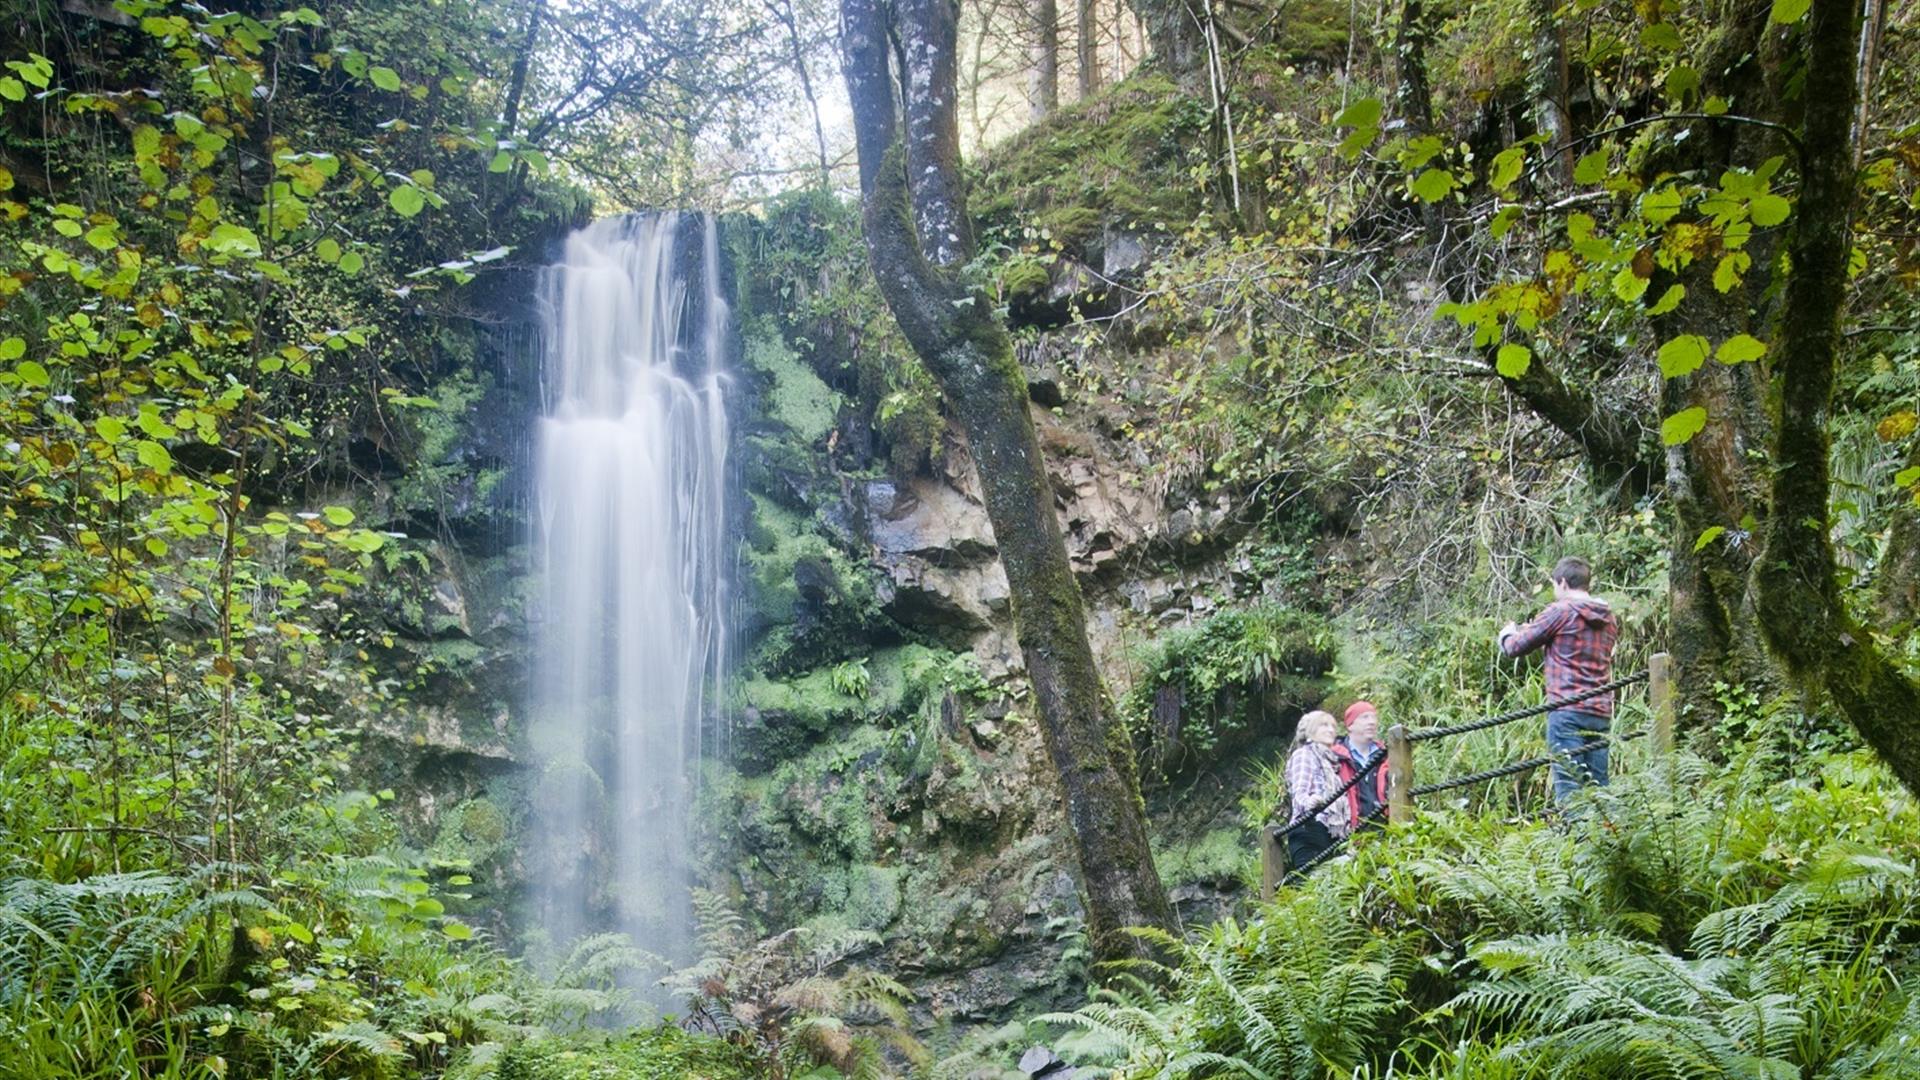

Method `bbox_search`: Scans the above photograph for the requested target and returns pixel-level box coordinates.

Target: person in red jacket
[1330,700,1390,830]
[1498,556,1620,804]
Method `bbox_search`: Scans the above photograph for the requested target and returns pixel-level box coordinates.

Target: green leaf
[1693,525,1726,552]
[369,66,401,91]
[389,185,426,218]
[0,337,22,361]
[488,151,513,173]
[95,416,127,443]
[206,223,262,258]
[1749,193,1790,227]
[1770,0,1810,23]
[322,506,355,526]
[0,77,24,102]
[1648,284,1685,315]
[1716,334,1767,365]
[1639,22,1683,51]
[1410,168,1456,203]
[134,439,173,473]
[1489,147,1525,192]
[1714,252,1749,292]
[338,250,365,275]
[1896,466,1920,489]
[1495,343,1532,379]
[15,360,49,387]
[1657,335,1710,378]
[1490,205,1522,239]
[1662,407,1709,446]
[316,237,341,263]
[1334,97,1382,129]
[1664,64,1699,101]
[132,125,161,160]
[1611,265,1649,303]
[1573,149,1609,185]
[1640,187,1684,225]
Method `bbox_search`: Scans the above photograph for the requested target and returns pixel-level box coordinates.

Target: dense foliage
[1043,750,1920,1079]
[4,0,1919,1075]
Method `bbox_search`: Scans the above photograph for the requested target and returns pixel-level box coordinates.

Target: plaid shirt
[1285,743,1352,835]
[1500,598,1620,717]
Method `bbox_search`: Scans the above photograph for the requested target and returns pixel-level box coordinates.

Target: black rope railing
[1410,730,1646,797]
[1282,729,1646,880]
[1270,751,1387,840]
[1406,671,1648,743]
[1264,666,1668,888]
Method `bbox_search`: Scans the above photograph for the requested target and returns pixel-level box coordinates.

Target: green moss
[740,493,887,674]
[1153,827,1249,888]
[744,316,843,443]
[970,72,1206,249]
[470,1027,751,1079]
[1126,603,1335,778]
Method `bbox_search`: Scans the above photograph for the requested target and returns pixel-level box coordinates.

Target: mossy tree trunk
[1637,2,1790,731]
[839,0,1177,965]
[1752,0,1920,794]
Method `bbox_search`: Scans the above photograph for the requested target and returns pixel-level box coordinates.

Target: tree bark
[840,0,1176,965]
[1526,0,1573,185]
[1753,0,1920,794]
[500,0,546,138]
[1640,1,1790,732]
[1124,0,1204,85]
[1031,0,1060,119]
[1075,0,1100,98]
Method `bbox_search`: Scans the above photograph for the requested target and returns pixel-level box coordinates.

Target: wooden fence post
[1259,825,1285,901]
[1386,722,1414,824]
[1650,651,1674,754]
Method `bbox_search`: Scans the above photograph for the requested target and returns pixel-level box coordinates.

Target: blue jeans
[1547,709,1610,804]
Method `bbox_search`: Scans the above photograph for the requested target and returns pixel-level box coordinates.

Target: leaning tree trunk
[840,0,1176,965]
[1753,0,1920,794]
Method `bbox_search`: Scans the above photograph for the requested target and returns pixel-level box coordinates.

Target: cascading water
[528,213,730,977]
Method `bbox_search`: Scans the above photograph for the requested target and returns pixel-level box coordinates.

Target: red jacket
[1328,739,1390,828]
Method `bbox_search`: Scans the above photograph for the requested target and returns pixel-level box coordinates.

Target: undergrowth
[1041,749,1920,1079]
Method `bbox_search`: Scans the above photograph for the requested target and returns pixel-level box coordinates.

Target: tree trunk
[1526,0,1573,185]
[840,0,1176,965]
[1124,0,1204,85]
[1753,0,1920,794]
[1639,1,1790,732]
[1394,0,1433,138]
[1031,0,1060,119]
[500,0,546,138]
[1076,0,1099,98]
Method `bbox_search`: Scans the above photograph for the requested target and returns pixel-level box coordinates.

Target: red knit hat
[1344,700,1378,726]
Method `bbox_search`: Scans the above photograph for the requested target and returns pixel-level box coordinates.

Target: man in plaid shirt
[1498,556,1619,803]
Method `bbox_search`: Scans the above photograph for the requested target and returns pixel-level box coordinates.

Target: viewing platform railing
[1258,653,1674,899]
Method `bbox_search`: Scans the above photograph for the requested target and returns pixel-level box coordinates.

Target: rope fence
[1258,653,1676,899]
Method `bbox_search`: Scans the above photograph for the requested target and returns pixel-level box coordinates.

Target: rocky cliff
[350,201,1337,1028]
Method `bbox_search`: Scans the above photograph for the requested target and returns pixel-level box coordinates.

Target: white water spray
[528,213,730,972]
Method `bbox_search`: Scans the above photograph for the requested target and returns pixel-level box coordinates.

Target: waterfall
[528,213,730,976]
